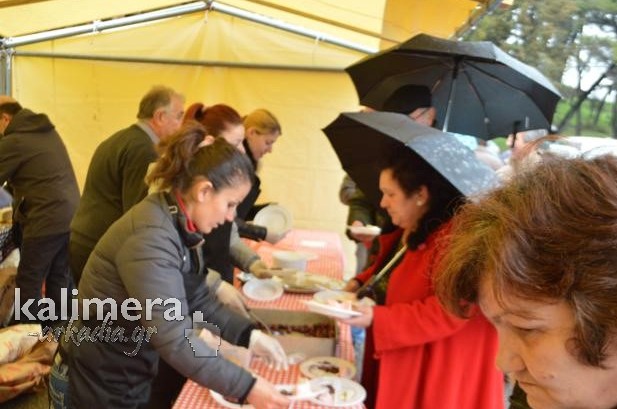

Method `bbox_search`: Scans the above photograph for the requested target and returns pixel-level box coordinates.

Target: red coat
[356,224,504,409]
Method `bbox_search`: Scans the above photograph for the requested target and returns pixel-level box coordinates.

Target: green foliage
[465,0,617,137]
[554,98,614,136]
[465,0,582,87]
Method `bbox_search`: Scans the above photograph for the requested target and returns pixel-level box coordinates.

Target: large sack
[0,324,57,402]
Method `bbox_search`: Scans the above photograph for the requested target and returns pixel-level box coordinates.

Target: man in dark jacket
[69,85,184,284]
[0,96,80,322]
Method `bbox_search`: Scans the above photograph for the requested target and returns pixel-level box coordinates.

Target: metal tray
[250,308,338,359]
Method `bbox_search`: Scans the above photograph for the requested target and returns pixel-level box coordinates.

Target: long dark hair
[383,150,463,249]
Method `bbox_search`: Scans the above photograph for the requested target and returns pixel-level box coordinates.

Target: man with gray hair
[69,86,184,283]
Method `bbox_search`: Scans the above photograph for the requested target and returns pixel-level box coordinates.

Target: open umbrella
[345,33,562,139]
[323,111,498,208]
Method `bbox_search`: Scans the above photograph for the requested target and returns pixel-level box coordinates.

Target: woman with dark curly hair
[341,148,504,409]
[436,154,617,409]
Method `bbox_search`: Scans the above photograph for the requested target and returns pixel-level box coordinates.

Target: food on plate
[308,377,367,406]
[314,361,340,374]
[277,386,296,396]
[314,382,355,404]
[254,322,335,338]
[300,357,357,380]
[305,359,346,377]
[274,381,327,400]
[277,272,345,293]
[326,298,354,311]
[314,290,375,309]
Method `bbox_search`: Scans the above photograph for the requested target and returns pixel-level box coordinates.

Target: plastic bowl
[272,250,308,271]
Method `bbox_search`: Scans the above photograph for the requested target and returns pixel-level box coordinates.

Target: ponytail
[147,121,253,193]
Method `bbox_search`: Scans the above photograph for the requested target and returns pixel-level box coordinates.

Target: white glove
[265,228,289,244]
[249,330,289,371]
[216,281,250,319]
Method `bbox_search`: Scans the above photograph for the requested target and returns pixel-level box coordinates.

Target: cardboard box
[250,309,337,358]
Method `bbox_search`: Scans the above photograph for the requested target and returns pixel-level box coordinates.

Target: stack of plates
[304,290,374,319]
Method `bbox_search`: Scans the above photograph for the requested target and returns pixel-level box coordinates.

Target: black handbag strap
[356,243,407,300]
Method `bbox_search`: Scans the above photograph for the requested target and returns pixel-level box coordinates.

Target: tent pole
[13,50,344,73]
[210,2,376,54]
[1,1,375,54]
[0,47,12,95]
[1,2,209,48]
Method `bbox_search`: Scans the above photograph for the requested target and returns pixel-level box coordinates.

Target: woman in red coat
[343,150,504,409]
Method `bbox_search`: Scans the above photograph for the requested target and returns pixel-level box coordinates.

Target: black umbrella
[323,111,498,208]
[345,33,562,139]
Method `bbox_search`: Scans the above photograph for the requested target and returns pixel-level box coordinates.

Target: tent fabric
[1,0,496,275]
[0,0,489,43]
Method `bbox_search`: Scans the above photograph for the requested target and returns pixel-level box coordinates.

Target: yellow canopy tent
[0,0,507,274]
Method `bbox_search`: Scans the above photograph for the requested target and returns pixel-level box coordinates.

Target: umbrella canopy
[323,111,498,208]
[345,33,562,139]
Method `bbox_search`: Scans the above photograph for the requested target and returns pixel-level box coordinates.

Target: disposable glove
[216,281,250,319]
[248,259,274,279]
[249,259,296,279]
[249,330,289,371]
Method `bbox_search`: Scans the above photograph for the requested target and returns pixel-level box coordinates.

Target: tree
[466,0,617,136]
[465,0,582,88]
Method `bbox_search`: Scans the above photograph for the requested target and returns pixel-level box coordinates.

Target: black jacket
[236,140,268,241]
[0,108,79,239]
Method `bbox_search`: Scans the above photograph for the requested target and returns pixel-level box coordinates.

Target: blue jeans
[49,352,70,409]
[351,326,365,381]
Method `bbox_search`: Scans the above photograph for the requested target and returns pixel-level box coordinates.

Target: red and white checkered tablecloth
[172,229,364,409]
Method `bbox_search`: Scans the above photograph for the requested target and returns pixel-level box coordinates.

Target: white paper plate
[309,377,366,407]
[347,224,381,236]
[253,204,293,233]
[211,381,330,406]
[210,390,254,408]
[242,278,283,302]
[299,357,357,379]
[304,300,361,319]
[275,380,329,401]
